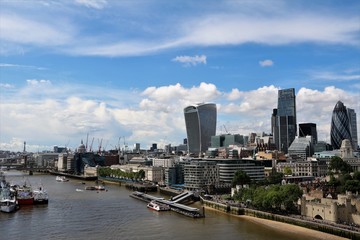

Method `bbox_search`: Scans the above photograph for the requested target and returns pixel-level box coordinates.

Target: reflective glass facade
[347,108,358,150]
[271,88,297,153]
[330,101,352,149]
[184,103,217,155]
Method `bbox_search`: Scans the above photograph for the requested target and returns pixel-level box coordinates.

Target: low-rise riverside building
[183,160,219,190]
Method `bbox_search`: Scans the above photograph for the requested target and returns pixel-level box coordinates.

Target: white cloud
[172,55,207,66]
[0,63,46,70]
[26,79,52,86]
[0,14,74,47]
[0,80,359,152]
[1,2,359,57]
[259,59,274,67]
[0,83,14,89]
[311,71,360,81]
[75,0,107,9]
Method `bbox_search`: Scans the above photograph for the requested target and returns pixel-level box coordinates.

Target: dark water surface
[1,172,306,240]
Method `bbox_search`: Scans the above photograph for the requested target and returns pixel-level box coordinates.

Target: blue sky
[0,0,359,152]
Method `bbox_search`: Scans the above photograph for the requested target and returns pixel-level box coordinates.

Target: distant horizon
[0,0,359,152]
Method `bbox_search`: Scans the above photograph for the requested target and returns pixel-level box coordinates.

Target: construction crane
[98,138,103,154]
[89,137,94,152]
[85,133,89,152]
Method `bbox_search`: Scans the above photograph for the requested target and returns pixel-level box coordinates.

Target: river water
[1,172,308,240]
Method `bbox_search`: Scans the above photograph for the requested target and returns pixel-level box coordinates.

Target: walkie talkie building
[184,103,217,156]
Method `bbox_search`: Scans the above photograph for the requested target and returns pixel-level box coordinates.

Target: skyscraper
[184,103,217,155]
[347,108,358,150]
[271,88,297,153]
[330,101,357,150]
[299,123,318,145]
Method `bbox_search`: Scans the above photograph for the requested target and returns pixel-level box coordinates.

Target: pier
[130,191,204,218]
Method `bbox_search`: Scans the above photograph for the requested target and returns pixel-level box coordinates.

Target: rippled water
[1,172,307,240]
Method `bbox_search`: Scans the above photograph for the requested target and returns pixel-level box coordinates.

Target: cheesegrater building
[184,103,217,156]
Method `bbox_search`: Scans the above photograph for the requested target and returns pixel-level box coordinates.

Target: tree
[284,166,292,176]
[344,180,360,194]
[138,169,145,180]
[232,170,251,187]
[329,156,352,174]
[268,172,284,185]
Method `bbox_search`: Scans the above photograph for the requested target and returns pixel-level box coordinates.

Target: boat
[0,187,18,213]
[76,189,84,192]
[33,186,48,204]
[1,198,17,213]
[56,176,69,182]
[16,185,34,205]
[94,185,105,191]
[147,200,170,211]
[85,186,96,190]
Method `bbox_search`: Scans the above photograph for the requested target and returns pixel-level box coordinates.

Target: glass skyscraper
[330,101,357,150]
[347,108,358,150]
[271,88,297,153]
[184,103,217,156]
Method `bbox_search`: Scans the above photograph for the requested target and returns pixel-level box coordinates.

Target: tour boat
[56,176,69,182]
[147,200,170,211]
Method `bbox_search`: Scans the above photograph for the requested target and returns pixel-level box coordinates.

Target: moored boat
[1,198,17,213]
[16,186,34,205]
[33,186,48,204]
[147,200,170,211]
[0,187,18,213]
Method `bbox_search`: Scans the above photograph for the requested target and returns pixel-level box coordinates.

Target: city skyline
[0,1,359,152]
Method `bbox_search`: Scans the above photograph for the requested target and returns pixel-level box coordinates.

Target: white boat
[1,198,17,213]
[147,200,170,211]
[1,188,17,213]
[76,189,84,192]
[33,186,48,204]
[56,176,69,182]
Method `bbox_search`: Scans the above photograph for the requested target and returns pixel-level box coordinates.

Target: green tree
[344,180,360,193]
[284,166,292,176]
[329,156,352,174]
[232,170,251,187]
[353,171,360,181]
[138,169,145,180]
[267,172,284,185]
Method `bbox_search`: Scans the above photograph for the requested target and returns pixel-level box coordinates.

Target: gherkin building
[330,101,352,149]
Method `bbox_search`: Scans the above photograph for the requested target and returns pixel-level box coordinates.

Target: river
[1,172,314,240]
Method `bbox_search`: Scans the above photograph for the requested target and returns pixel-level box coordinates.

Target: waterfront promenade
[201,196,360,239]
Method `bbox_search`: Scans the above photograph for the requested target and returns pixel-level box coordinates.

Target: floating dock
[130,191,204,218]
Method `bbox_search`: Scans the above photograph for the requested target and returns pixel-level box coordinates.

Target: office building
[184,103,217,155]
[288,136,313,160]
[330,101,353,149]
[347,108,358,150]
[299,123,317,146]
[271,88,297,153]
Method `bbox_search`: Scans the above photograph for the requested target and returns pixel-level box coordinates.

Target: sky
[0,0,359,152]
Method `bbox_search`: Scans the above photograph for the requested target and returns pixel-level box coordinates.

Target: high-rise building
[271,88,297,153]
[184,103,217,155]
[347,108,358,150]
[330,101,357,150]
[299,123,317,145]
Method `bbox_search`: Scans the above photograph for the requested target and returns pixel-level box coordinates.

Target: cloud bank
[0,81,358,152]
